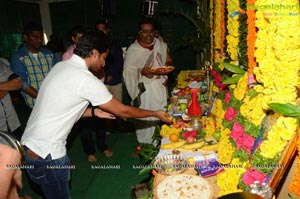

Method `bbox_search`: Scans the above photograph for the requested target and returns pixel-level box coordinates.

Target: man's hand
[154,111,173,124]
[141,67,154,79]
[94,108,116,119]
[0,90,8,99]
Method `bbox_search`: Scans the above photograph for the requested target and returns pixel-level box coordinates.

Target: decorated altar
[135,0,300,198]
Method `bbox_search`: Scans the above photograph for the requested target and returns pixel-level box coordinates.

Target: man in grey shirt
[0,58,23,139]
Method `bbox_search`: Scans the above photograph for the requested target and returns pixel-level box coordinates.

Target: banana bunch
[180,141,205,150]
[160,124,181,137]
[200,143,219,151]
[160,140,186,149]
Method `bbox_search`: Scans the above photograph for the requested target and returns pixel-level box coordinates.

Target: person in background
[62,25,85,61]
[0,58,23,140]
[153,19,164,42]
[123,18,173,145]
[95,19,135,133]
[46,34,64,61]
[21,29,172,199]
[96,19,123,115]
[10,22,57,110]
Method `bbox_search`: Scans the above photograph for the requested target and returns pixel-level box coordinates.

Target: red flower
[211,69,227,91]
[242,170,267,186]
[230,122,255,154]
[224,107,238,121]
[224,92,231,103]
[239,134,255,153]
[230,122,245,141]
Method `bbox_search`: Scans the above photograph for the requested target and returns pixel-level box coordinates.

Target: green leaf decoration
[221,62,246,74]
[268,103,300,117]
[248,89,258,100]
[138,167,152,176]
[223,74,243,84]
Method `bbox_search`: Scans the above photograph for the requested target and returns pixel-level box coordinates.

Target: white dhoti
[123,38,169,144]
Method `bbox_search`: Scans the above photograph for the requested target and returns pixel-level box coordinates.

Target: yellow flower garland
[254,0,300,109]
[233,72,248,101]
[240,93,265,126]
[218,128,234,164]
[217,158,248,196]
[260,116,297,158]
[201,116,216,138]
[226,0,240,61]
[211,98,225,129]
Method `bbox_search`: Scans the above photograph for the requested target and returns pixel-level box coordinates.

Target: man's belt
[26,148,40,159]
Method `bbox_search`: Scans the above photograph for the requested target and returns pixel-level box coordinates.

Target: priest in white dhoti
[123,18,173,144]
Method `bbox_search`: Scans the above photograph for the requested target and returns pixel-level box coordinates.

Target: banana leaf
[268,103,300,117]
[222,74,243,84]
[221,62,245,74]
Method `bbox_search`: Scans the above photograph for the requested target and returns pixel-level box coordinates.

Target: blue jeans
[23,146,71,199]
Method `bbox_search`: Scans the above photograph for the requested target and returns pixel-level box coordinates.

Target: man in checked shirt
[11,22,57,111]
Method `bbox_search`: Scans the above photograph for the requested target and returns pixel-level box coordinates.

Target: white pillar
[39,0,52,44]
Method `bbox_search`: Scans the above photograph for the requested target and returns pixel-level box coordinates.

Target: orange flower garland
[212,0,226,63]
[288,135,300,197]
[220,0,225,57]
[212,0,217,62]
[246,0,257,74]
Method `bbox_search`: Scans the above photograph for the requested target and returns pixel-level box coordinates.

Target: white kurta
[123,38,168,144]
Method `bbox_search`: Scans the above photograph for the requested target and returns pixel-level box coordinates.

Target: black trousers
[78,117,107,156]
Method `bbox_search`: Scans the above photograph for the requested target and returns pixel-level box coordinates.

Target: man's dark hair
[23,22,43,35]
[74,29,110,58]
[70,25,85,37]
[95,19,109,29]
[138,18,155,31]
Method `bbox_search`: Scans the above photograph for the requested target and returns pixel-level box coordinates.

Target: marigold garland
[218,128,234,164]
[213,0,226,63]
[246,0,257,74]
[213,0,221,62]
[254,0,300,109]
[226,0,240,61]
[233,72,248,101]
[217,158,248,196]
[201,116,216,138]
[259,116,297,158]
[240,93,265,126]
[211,0,300,196]
[220,0,226,57]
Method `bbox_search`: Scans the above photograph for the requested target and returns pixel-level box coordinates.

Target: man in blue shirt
[11,22,57,110]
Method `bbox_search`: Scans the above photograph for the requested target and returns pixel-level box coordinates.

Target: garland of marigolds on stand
[238,0,248,69]
[252,0,300,193]
[254,0,300,109]
[246,0,257,74]
[212,0,226,63]
[211,0,300,196]
[226,0,240,62]
[210,0,214,64]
